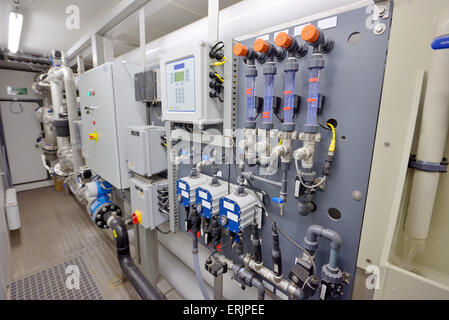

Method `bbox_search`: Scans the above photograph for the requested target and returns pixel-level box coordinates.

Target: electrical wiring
[297,173,326,189]
[326,122,336,153]
[213,56,227,66]
[214,73,224,83]
[156,226,170,234]
[245,179,317,276]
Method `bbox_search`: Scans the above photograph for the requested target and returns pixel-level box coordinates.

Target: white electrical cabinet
[160,42,222,125]
[79,62,146,189]
[125,125,167,177]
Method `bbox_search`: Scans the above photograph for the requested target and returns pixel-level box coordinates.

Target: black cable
[156,226,170,234]
[245,179,317,276]
[208,240,231,261]
[274,112,284,123]
[318,113,331,131]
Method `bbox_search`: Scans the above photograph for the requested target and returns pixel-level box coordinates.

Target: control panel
[160,43,223,125]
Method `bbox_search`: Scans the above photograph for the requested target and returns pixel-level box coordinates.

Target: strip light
[8,11,23,54]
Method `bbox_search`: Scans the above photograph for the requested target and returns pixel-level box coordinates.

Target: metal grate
[10,256,104,300]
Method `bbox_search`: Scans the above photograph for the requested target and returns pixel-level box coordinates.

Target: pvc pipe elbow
[293,147,310,161]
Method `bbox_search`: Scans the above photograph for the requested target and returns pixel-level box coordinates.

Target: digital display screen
[175,71,184,82]
[174,63,185,70]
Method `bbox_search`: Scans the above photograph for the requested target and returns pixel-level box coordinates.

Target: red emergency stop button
[132,210,142,225]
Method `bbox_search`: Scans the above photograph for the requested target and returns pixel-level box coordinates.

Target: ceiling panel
[0,0,122,55]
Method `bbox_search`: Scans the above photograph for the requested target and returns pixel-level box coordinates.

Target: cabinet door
[0,101,48,184]
[79,63,121,188]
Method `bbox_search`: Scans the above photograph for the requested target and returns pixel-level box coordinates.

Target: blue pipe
[305,67,321,127]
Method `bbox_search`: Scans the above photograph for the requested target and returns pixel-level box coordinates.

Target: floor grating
[10,256,104,300]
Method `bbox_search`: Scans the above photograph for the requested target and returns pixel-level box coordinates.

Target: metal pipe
[241,171,282,188]
[48,66,83,175]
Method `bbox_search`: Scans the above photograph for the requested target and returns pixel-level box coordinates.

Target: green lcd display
[175,71,184,82]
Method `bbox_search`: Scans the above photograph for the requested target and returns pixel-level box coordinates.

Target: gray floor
[8,186,180,300]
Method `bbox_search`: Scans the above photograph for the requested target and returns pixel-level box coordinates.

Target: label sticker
[223,200,234,211]
[181,190,189,198]
[274,29,289,39]
[317,16,338,30]
[178,182,186,190]
[202,200,211,209]
[198,190,208,200]
[227,211,238,222]
[294,24,307,36]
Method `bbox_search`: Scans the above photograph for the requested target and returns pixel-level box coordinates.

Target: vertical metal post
[139,6,146,69]
[138,225,159,285]
[76,55,85,75]
[91,34,105,67]
[103,37,115,62]
[166,122,179,232]
[214,274,224,300]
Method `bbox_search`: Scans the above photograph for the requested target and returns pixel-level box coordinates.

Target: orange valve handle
[301,24,320,44]
[275,32,293,49]
[253,38,270,54]
[233,43,249,57]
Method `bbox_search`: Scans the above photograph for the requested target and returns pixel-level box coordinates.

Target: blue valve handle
[431,35,449,50]
[272,197,284,204]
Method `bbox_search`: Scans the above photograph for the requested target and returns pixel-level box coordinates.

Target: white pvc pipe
[117,0,366,66]
[405,6,449,240]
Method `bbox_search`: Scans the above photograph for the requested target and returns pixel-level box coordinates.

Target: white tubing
[405,7,449,240]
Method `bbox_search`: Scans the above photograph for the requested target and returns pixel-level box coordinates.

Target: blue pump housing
[195,187,214,219]
[176,179,191,207]
[219,197,242,242]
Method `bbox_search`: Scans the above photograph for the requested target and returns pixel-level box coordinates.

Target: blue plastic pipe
[246,74,257,123]
[306,67,321,126]
[283,70,296,125]
[262,73,274,125]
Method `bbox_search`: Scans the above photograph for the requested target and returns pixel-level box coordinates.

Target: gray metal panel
[112,62,147,188]
[234,5,391,299]
[176,3,392,300]
[0,101,48,184]
[80,63,122,188]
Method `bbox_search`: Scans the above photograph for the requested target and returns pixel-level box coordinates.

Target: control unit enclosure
[160,42,222,125]
[125,125,167,177]
[79,62,146,189]
[130,175,168,229]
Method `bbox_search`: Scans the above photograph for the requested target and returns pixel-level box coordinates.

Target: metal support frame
[137,225,159,286]
[167,122,179,232]
[214,274,224,300]
[91,34,105,67]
